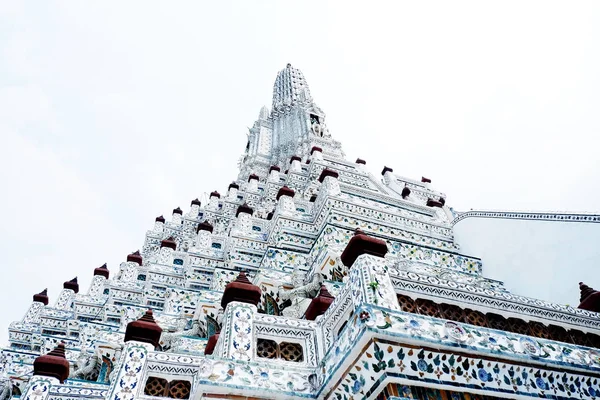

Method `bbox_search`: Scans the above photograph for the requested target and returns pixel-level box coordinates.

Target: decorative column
[171,207,183,225]
[189,198,201,218]
[227,182,240,200]
[208,191,221,210]
[158,237,177,264]
[268,165,281,182]
[310,146,323,161]
[120,251,142,282]
[22,343,70,400]
[153,215,165,233]
[213,272,261,361]
[341,230,400,311]
[235,203,253,234]
[195,221,214,249]
[108,310,161,400]
[247,174,259,192]
[88,264,109,297]
[54,278,78,310]
[318,168,341,197]
[289,155,302,173]
[22,289,49,324]
[276,186,295,216]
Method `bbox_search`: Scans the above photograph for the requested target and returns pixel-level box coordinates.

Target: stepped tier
[3,64,600,400]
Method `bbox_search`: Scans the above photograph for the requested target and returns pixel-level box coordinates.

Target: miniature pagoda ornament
[33,343,70,383]
[124,310,163,348]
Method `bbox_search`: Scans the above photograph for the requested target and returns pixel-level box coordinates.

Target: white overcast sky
[1,2,599,343]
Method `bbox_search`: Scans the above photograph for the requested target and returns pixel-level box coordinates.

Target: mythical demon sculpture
[279,271,324,319]
[70,352,101,381]
[159,315,205,352]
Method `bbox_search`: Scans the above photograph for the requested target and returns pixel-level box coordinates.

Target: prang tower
[2,64,600,400]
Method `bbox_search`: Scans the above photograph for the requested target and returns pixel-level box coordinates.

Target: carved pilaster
[157,247,174,265]
[215,302,256,361]
[53,289,75,310]
[277,195,295,216]
[321,175,341,196]
[290,159,302,173]
[153,220,164,233]
[236,213,252,234]
[87,275,107,297]
[119,262,138,282]
[107,342,152,400]
[22,302,45,325]
[196,230,211,249]
[348,254,400,311]
[21,376,56,400]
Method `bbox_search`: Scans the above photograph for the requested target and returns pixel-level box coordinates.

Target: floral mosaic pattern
[107,343,152,400]
[263,248,309,272]
[334,341,600,399]
[23,377,53,400]
[6,67,599,400]
[219,303,255,361]
[322,304,600,400]
[349,255,400,311]
[209,269,239,291]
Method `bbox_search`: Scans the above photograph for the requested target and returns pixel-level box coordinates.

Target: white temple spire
[237,64,343,181]
[272,63,313,110]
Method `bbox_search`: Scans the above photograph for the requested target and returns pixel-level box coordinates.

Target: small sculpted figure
[70,352,100,381]
[280,271,324,318]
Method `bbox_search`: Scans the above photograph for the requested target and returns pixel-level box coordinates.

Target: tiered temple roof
[1,65,600,400]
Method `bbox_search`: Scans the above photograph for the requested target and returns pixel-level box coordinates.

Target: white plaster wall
[453,217,600,307]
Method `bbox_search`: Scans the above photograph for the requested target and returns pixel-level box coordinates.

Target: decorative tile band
[324,305,600,400]
[335,341,600,399]
[452,211,600,226]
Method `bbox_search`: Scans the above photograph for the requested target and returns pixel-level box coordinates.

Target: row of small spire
[153,149,456,227]
[27,227,600,385]
[31,228,390,382]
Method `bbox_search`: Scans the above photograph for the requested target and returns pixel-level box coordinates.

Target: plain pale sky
[1,1,599,343]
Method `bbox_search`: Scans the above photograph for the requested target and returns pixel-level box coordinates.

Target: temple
[1,64,600,400]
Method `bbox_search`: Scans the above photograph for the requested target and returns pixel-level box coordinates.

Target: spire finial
[580,282,596,302]
[33,342,70,382]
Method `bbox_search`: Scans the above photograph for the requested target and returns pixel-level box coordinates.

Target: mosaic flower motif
[477,368,490,382]
[444,321,466,342]
[520,337,541,357]
[535,376,547,390]
[359,311,370,323]
[252,369,270,387]
[352,379,362,393]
